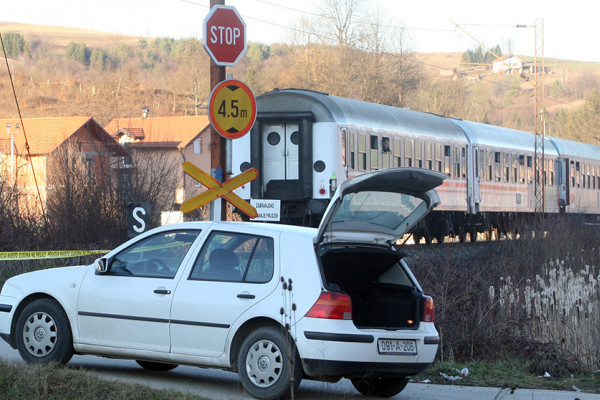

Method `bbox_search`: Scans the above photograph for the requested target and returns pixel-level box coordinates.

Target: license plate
[377,339,417,355]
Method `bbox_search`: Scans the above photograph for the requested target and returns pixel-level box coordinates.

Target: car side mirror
[95,258,109,274]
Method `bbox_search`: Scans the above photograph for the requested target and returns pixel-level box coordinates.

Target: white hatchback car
[0,168,443,399]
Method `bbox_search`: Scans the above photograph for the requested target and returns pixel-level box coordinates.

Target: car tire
[351,376,409,397]
[135,360,178,371]
[15,298,74,365]
[237,326,302,400]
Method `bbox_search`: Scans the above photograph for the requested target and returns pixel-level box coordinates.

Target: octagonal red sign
[203,5,247,66]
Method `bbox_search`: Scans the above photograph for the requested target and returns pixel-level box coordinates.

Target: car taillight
[422,296,434,322]
[305,291,352,320]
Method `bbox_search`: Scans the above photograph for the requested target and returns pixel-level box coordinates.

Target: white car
[0,168,443,399]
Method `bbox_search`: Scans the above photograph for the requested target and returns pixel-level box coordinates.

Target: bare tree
[174,38,210,115]
[414,78,467,117]
[46,141,126,247]
[118,146,182,226]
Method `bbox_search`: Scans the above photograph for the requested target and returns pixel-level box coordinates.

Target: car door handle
[154,289,172,295]
[237,293,255,299]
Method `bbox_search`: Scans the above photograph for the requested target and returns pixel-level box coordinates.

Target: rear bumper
[296,319,439,380]
[302,358,432,379]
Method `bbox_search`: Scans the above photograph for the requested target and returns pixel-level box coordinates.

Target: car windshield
[331,191,424,230]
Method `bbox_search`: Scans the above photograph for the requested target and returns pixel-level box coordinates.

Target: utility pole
[533,18,545,214]
[209,0,227,221]
[455,20,546,213]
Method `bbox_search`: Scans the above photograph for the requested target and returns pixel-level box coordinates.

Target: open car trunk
[319,245,424,330]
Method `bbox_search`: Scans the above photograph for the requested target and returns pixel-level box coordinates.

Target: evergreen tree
[2,32,26,58]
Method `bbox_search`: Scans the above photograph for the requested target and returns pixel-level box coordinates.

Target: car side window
[108,230,201,279]
[189,231,274,283]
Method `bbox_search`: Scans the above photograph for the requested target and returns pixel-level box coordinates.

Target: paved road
[1,340,597,399]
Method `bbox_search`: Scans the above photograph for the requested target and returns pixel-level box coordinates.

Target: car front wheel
[237,326,302,400]
[351,376,409,397]
[15,298,74,364]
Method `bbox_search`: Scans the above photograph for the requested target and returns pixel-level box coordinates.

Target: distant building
[0,116,126,217]
[492,55,523,74]
[104,114,211,218]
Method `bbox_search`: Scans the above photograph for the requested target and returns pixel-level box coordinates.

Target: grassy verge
[413,359,600,394]
[1,358,598,399]
[0,360,206,400]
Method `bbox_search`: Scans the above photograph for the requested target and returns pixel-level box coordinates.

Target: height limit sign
[208,79,256,140]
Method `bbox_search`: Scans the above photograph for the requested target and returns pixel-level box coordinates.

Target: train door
[468,145,481,213]
[261,122,299,191]
[556,158,568,210]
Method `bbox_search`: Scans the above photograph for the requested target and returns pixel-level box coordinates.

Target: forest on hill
[1,1,600,145]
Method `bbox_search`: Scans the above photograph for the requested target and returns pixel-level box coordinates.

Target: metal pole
[209,0,227,221]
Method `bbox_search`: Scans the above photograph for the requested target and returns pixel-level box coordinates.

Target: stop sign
[203,5,247,66]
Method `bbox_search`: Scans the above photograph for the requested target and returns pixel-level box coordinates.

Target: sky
[1,0,598,63]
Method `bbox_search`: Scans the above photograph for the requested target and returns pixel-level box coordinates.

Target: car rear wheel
[15,298,74,365]
[237,326,302,399]
[351,376,409,397]
[135,360,178,371]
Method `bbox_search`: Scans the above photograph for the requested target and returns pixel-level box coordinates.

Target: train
[232,88,600,242]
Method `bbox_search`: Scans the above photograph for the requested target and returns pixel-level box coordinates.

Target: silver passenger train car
[232,89,600,242]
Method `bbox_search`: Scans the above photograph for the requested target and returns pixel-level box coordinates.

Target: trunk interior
[319,246,422,329]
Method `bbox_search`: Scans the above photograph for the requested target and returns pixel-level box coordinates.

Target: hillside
[0,22,599,143]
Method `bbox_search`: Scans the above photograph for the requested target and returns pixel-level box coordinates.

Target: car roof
[157,221,317,237]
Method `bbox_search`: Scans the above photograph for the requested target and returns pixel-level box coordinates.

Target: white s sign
[132,206,147,233]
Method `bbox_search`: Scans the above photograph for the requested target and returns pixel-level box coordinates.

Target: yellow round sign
[208,79,257,139]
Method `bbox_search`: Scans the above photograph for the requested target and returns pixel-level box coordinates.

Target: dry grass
[491,257,600,369]
[0,360,204,400]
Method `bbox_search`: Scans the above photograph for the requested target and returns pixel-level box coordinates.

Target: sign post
[203,0,248,221]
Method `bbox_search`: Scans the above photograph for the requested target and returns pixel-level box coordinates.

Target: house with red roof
[0,116,127,217]
[104,114,211,221]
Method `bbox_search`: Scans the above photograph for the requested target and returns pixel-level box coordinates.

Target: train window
[341,128,347,168]
[382,137,391,169]
[444,145,451,157]
[444,145,451,176]
[570,161,575,187]
[382,137,390,153]
[494,151,501,163]
[453,146,461,179]
[494,152,501,182]
[587,164,591,189]
[370,135,379,170]
[349,131,356,170]
[405,139,414,168]
[478,149,485,179]
[358,133,367,171]
[415,141,423,169]
[519,155,525,183]
[425,142,433,170]
[267,131,281,146]
[512,154,518,183]
[503,153,509,183]
[461,147,466,178]
[436,144,443,172]
[527,156,533,168]
[394,137,402,167]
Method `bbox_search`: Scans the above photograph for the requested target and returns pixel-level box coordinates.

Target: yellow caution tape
[0,250,110,261]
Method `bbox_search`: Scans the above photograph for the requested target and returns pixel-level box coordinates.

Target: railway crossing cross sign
[181,161,258,219]
[208,79,257,139]
[203,5,247,66]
